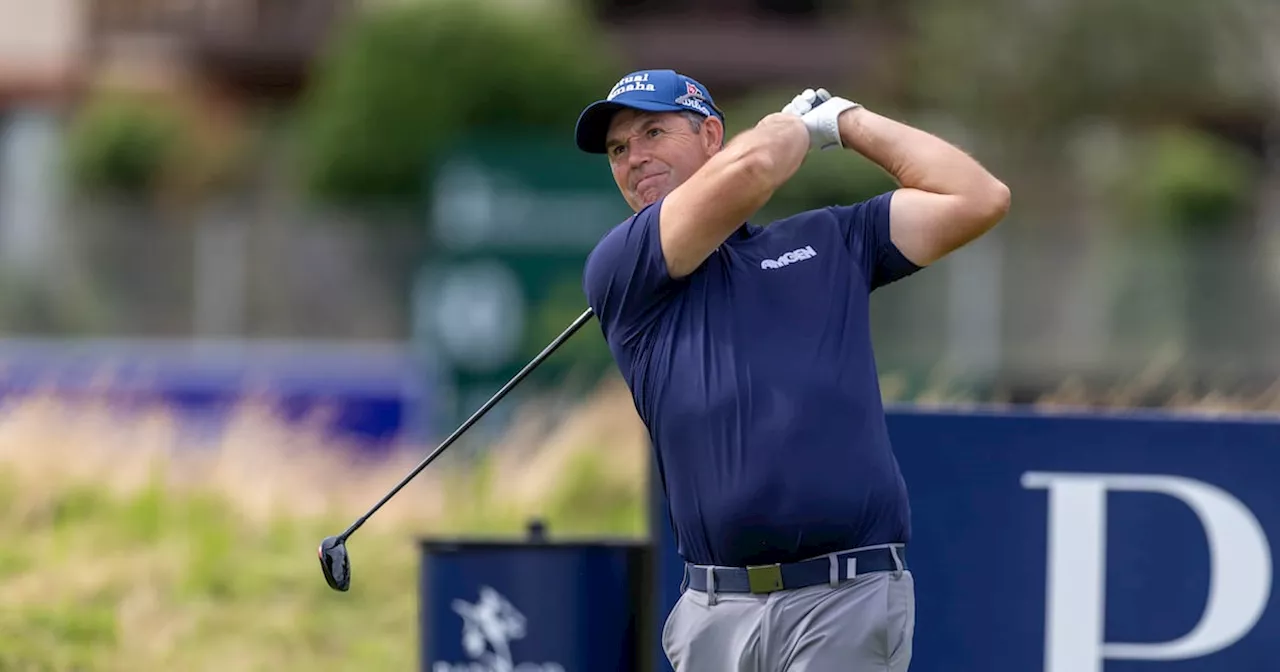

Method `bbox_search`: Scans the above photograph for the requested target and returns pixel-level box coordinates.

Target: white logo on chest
[760,245,817,270]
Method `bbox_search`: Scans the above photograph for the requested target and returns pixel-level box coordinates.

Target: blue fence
[652,406,1280,672]
[0,338,432,448]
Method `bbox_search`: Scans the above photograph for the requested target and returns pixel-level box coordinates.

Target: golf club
[319,307,596,592]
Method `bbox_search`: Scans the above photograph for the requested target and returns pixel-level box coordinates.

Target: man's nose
[627,144,651,169]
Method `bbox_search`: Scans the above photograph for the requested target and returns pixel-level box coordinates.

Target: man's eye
[648,128,663,137]
[610,145,626,156]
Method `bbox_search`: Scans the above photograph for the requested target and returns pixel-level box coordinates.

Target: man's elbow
[973,178,1011,228]
[952,178,1010,238]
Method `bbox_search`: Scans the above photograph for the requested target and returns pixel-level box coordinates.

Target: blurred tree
[293,0,620,206]
[65,94,183,196]
[899,0,1279,238]
[889,0,1280,390]
[1126,126,1260,237]
[903,0,1261,135]
[65,90,242,205]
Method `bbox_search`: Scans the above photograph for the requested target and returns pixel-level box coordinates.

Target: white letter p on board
[1021,472,1272,672]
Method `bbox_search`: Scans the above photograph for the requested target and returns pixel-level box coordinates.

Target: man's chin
[637,188,666,209]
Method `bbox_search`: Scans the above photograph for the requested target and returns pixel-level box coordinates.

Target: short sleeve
[832,190,922,291]
[582,198,683,346]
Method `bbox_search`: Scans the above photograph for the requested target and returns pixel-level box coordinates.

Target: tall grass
[0,376,650,671]
[3,362,1276,670]
[882,350,1280,417]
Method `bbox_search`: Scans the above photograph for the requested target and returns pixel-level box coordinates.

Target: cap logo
[608,73,655,101]
[674,81,712,116]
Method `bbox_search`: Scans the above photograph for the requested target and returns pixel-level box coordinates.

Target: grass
[3,359,1276,671]
[0,377,652,671]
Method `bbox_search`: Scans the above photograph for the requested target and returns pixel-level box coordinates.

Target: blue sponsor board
[651,407,1280,671]
[418,538,652,672]
[0,338,431,447]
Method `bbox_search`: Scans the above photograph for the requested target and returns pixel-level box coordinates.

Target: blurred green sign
[412,135,630,439]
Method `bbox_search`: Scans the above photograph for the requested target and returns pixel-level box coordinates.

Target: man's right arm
[658,113,811,278]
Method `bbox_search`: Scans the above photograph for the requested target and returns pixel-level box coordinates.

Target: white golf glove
[781,88,861,151]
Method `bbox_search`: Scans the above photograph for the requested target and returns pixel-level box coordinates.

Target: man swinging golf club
[575,70,1010,670]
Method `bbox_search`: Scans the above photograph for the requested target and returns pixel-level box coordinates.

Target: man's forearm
[838,107,1006,206]
[715,113,811,197]
[659,113,810,277]
[673,113,810,226]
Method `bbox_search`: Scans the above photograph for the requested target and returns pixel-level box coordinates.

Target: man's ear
[702,115,726,152]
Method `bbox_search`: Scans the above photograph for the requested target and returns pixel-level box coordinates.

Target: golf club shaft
[338,307,596,541]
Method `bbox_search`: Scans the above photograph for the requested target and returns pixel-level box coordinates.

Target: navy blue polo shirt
[582,191,922,567]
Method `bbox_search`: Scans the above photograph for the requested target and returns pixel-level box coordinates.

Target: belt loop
[680,565,690,594]
[705,567,718,606]
[890,545,904,578]
[827,554,839,588]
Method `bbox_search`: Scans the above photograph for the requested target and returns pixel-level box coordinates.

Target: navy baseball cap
[575,69,724,154]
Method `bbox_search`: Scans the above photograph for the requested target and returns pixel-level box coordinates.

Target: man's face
[604,109,722,212]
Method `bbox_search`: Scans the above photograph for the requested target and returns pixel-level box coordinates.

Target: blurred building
[0,0,887,317]
[0,0,353,107]
[0,0,887,110]
[0,0,83,107]
[85,0,352,102]
[0,0,356,286]
[591,0,900,98]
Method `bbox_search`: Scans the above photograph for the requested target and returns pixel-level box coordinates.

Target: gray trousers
[661,569,915,671]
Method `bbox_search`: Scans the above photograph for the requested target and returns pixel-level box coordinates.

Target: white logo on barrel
[432,586,566,672]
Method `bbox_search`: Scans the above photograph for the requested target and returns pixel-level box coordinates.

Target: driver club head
[312,309,594,592]
[318,535,351,592]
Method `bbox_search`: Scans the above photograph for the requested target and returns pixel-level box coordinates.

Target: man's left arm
[784,89,1011,267]
[839,107,1011,267]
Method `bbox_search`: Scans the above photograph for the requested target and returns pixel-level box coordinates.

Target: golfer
[576,69,1009,671]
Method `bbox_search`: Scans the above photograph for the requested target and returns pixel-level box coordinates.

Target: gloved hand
[781,87,830,115]
[781,88,861,151]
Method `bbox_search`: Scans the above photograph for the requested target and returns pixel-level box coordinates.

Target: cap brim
[574,99,691,154]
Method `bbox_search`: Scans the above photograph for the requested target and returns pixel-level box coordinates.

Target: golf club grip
[341,307,597,539]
